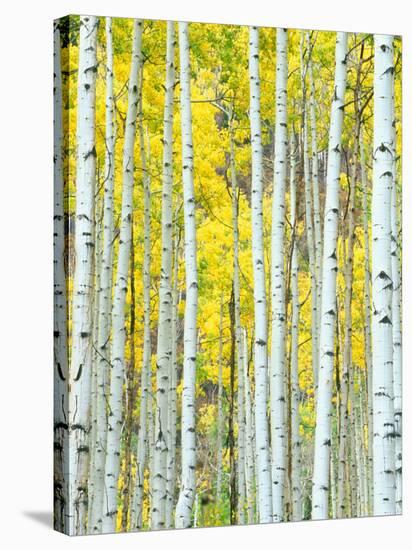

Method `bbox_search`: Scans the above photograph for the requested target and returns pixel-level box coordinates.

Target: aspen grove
[53,16,402,535]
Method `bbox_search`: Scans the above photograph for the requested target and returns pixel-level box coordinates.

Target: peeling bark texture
[102,20,143,534]
[152,20,176,531]
[371,34,395,516]
[248,26,272,524]
[270,27,288,523]
[175,21,198,529]
[53,20,69,534]
[67,15,98,536]
[312,32,348,520]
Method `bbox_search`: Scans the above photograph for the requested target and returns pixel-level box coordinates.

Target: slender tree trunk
[360,128,373,512]
[270,27,288,523]
[152,20,176,530]
[229,290,238,524]
[67,15,98,535]
[248,25,272,524]
[53,21,69,533]
[88,17,115,533]
[216,293,224,515]
[175,22,198,528]
[300,34,318,395]
[229,111,246,525]
[390,93,402,514]
[371,34,396,516]
[102,20,143,534]
[166,230,181,527]
[289,132,302,522]
[130,104,152,533]
[311,32,348,520]
[243,329,255,524]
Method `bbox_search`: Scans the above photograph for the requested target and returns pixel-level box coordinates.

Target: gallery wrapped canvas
[53,14,402,535]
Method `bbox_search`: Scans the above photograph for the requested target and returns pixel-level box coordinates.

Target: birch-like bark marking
[390,95,402,514]
[229,111,246,525]
[175,22,198,529]
[53,21,68,533]
[102,20,143,534]
[216,293,224,511]
[270,27,288,523]
[243,330,256,524]
[152,20,176,530]
[311,32,348,520]
[289,132,302,521]
[88,17,116,533]
[67,16,98,535]
[371,34,396,516]
[131,101,152,536]
[248,26,272,524]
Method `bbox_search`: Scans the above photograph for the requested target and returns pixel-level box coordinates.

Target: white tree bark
[67,15,98,535]
[130,109,152,532]
[102,20,143,534]
[152,20,176,530]
[270,27,288,523]
[248,26,272,524]
[289,131,302,522]
[216,293,224,511]
[175,22,198,529]
[88,17,116,533]
[390,92,402,514]
[371,34,396,516]
[311,32,348,520]
[229,110,246,525]
[53,20,68,533]
[243,330,256,524]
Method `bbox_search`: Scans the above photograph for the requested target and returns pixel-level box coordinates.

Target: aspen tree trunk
[175,22,198,528]
[130,105,152,533]
[360,128,373,512]
[166,231,181,528]
[270,27,288,523]
[311,32,348,520]
[102,20,143,534]
[67,15,98,535]
[371,34,396,516]
[248,26,272,523]
[307,32,323,343]
[390,98,402,514]
[229,291,237,524]
[152,20,176,530]
[243,329,256,524]
[216,294,224,511]
[88,17,115,533]
[229,112,246,525]
[289,132,302,522]
[300,33,318,393]
[53,21,68,533]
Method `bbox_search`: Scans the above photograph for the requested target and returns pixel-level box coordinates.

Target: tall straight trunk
[243,329,255,524]
[229,112,246,525]
[229,290,237,524]
[311,32,348,520]
[307,31,322,344]
[53,21,69,533]
[120,224,137,532]
[67,15,98,535]
[300,33,318,393]
[175,22,198,529]
[371,34,396,516]
[152,20,176,530]
[289,132,302,522]
[216,293,224,513]
[166,231,181,527]
[130,101,152,533]
[391,94,402,514]
[248,26,272,524]
[360,128,373,512]
[89,17,115,533]
[270,27,288,523]
[102,20,143,534]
